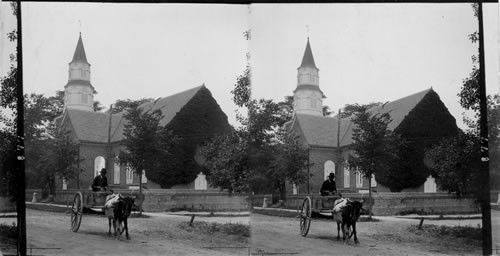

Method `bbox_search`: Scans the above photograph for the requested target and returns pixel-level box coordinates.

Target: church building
[56,34,230,191]
[286,38,459,194]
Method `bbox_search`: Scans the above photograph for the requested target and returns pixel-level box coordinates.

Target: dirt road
[2,208,495,255]
[22,209,249,256]
[250,213,481,256]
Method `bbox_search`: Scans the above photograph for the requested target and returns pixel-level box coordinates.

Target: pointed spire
[299,38,317,69]
[71,33,89,64]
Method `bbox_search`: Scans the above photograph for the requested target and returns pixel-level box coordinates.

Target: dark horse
[107,196,135,240]
[333,199,364,245]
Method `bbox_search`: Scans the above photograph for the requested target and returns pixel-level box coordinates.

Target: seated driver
[91,168,108,192]
[320,173,337,196]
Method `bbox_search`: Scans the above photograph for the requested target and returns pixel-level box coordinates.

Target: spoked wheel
[299,196,312,237]
[71,192,83,232]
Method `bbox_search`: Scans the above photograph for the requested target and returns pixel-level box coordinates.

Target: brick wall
[52,189,249,212]
[251,192,479,216]
[295,147,372,195]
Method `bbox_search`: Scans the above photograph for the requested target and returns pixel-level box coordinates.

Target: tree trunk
[48,175,56,196]
[368,175,373,220]
[280,182,286,202]
[139,171,143,216]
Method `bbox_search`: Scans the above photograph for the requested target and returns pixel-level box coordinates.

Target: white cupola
[293,38,324,116]
[64,33,96,112]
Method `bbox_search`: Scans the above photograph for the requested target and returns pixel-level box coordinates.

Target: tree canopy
[201,31,310,197]
[118,105,180,187]
[346,109,404,188]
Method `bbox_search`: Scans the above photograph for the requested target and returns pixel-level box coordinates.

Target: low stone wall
[51,189,250,212]
[251,192,480,216]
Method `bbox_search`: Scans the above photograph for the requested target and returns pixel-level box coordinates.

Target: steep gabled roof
[64,109,123,143]
[138,86,204,127]
[70,33,89,64]
[366,88,432,131]
[61,85,205,143]
[292,88,434,148]
[298,38,318,70]
[293,114,353,148]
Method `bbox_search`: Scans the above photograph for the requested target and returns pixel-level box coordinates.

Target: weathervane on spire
[78,20,82,34]
[306,25,310,39]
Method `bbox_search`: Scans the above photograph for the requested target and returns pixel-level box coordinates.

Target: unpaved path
[250,213,482,256]
[23,209,249,256]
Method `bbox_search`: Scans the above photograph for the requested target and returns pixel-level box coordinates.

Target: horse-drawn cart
[70,191,111,232]
[299,194,341,237]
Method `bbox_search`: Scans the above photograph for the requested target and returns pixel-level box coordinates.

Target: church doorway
[324,160,335,181]
[94,156,105,177]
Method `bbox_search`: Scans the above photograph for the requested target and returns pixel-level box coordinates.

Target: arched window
[94,156,105,177]
[113,162,120,185]
[324,160,335,180]
[356,171,363,188]
[344,165,350,188]
[126,167,134,184]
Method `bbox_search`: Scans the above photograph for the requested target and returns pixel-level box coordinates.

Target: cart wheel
[71,192,83,232]
[299,196,312,237]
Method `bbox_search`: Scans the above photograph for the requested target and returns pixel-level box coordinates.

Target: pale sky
[20,3,249,126]
[250,3,499,130]
[2,3,499,130]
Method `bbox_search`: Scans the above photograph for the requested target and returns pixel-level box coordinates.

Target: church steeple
[299,38,317,70]
[64,33,95,112]
[70,33,89,64]
[293,38,324,116]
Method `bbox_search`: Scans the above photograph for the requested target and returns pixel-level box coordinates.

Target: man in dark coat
[92,168,108,192]
[320,173,337,196]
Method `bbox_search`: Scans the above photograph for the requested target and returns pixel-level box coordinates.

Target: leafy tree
[0,129,16,199]
[346,109,405,217]
[487,95,500,190]
[0,2,18,203]
[381,90,459,191]
[118,104,179,189]
[199,131,250,193]
[232,65,251,109]
[23,92,66,191]
[340,102,382,118]
[94,101,104,112]
[203,30,312,198]
[268,130,310,200]
[322,105,332,117]
[441,3,498,201]
[426,132,480,198]
[35,124,81,196]
[110,98,153,114]
[24,93,61,142]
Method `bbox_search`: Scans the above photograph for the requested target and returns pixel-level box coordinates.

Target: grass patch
[26,203,68,213]
[0,222,18,246]
[408,224,482,241]
[179,221,250,238]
